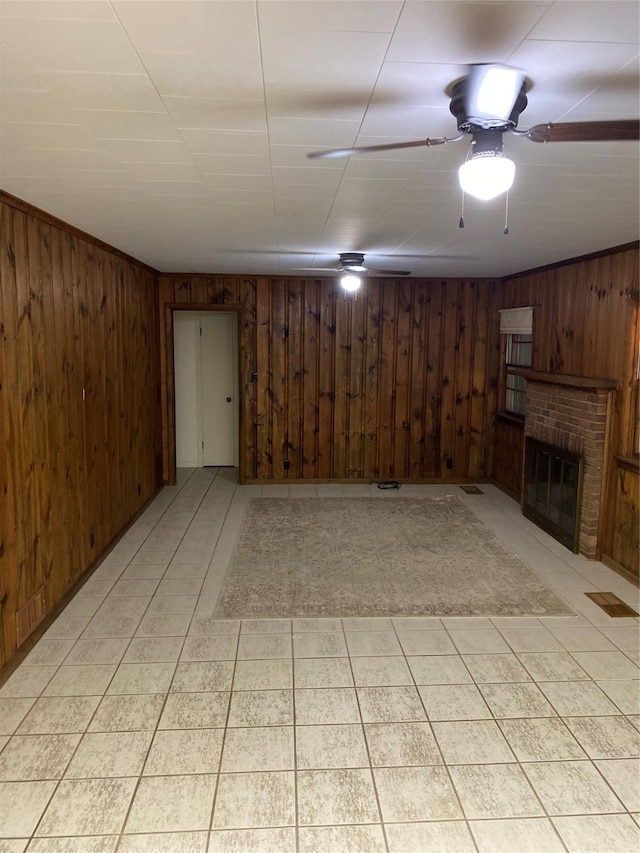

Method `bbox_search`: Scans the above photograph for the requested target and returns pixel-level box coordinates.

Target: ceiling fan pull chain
[504,192,509,235]
[459,190,465,228]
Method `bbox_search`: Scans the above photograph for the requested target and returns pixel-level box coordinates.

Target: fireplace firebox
[523,437,584,552]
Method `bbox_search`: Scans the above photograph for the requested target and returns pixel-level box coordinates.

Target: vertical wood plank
[347,291,366,478]
[469,281,492,479]
[239,278,257,482]
[377,282,397,478]
[271,279,287,477]
[317,281,335,478]
[363,280,382,480]
[408,282,428,479]
[255,278,272,479]
[0,204,20,662]
[302,281,320,477]
[439,280,459,478]
[425,281,445,477]
[453,281,475,478]
[333,291,351,478]
[287,280,303,477]
[393,280,412,478]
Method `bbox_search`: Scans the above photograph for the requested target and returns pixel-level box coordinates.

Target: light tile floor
[1,468,639,852]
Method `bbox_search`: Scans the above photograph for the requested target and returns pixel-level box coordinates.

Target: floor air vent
[460,485,484,494]
[584,592,638,618]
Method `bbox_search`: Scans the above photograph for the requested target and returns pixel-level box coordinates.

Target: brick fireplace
[519,371,616,558]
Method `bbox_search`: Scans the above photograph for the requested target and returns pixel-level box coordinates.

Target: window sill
[495,411,525,427]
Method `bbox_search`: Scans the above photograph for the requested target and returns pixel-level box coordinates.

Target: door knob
[226,397,232,402]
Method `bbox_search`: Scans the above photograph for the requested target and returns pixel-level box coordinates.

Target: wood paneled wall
[158,275,500,484]
[0,195,162,670]
[493,243,639,577]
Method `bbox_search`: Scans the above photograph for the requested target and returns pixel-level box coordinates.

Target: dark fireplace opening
[523,437,584,552]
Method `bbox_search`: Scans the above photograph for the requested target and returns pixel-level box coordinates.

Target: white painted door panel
[173,313,200,467]
[200,313,237,466]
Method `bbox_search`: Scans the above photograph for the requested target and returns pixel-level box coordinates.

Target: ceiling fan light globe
[458,155,515,201]
[345,264,367,272]
[341,273,361,292]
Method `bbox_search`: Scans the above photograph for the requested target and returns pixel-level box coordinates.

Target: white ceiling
[1,0,638,278]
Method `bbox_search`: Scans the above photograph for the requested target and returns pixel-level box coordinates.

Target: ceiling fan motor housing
[339,252,367,271]
[450,77,528,133]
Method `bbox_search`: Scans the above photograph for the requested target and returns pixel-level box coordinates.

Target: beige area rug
[214,497,574,619]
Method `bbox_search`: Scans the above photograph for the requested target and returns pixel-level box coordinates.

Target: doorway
[173,311,238,468]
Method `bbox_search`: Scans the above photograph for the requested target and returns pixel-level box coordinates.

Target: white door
[173,311,238,468]
[200,312,237,466]
[174,312,200,467]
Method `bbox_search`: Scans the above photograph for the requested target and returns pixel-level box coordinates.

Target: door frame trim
[164,303,243,485]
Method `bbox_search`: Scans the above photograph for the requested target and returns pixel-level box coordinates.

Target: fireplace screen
[523,437,584,552]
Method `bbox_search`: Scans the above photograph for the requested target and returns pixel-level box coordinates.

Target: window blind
[499,306,533,334]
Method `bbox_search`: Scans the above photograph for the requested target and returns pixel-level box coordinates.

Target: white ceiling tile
[335,176,410,196]
[265,90,368,123]
[181,129,269,156]
[0,1,114,20]
[74,109,180,140]
[509,39,639,104]
[344,155,421,180]
[387,1,550,65]
[140,51,263,100]
[164,97,266,132]
[0,89,77,123]
[0,18,144,73]
[268,117,361,147]
[0,157,58,177]
[261,30,389,92]
[99,139,195,164]
[274,184,337,200]
[123,162,203,182]
[2,174,74,193]
[0,45,48,89]
[33,71,167,112]
[25,147,116,171]
[359,105,451,138]
[1,121,92,149]
[192,153,271,175]
[269,144,345,169]
[257,1,402,34]
[146,185,212,198]
[528,1,639,43]
[271,166,343,187]
[204,188,273,206]
[201,174,272,192]
[112,0,259,55]
[371,61,465,108]
[275,199,333,215]
[63,170,135,188]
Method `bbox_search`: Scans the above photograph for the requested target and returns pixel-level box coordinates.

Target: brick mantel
[514,369,617,393]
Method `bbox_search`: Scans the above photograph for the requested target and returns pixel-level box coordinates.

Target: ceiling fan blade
[525,120,639,143]
[367,268,411,276]
[306,137,457,160]
[293,267,340,272]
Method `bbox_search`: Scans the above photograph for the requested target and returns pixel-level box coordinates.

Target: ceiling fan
[307,64,640,203]
[297,252,411,291]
